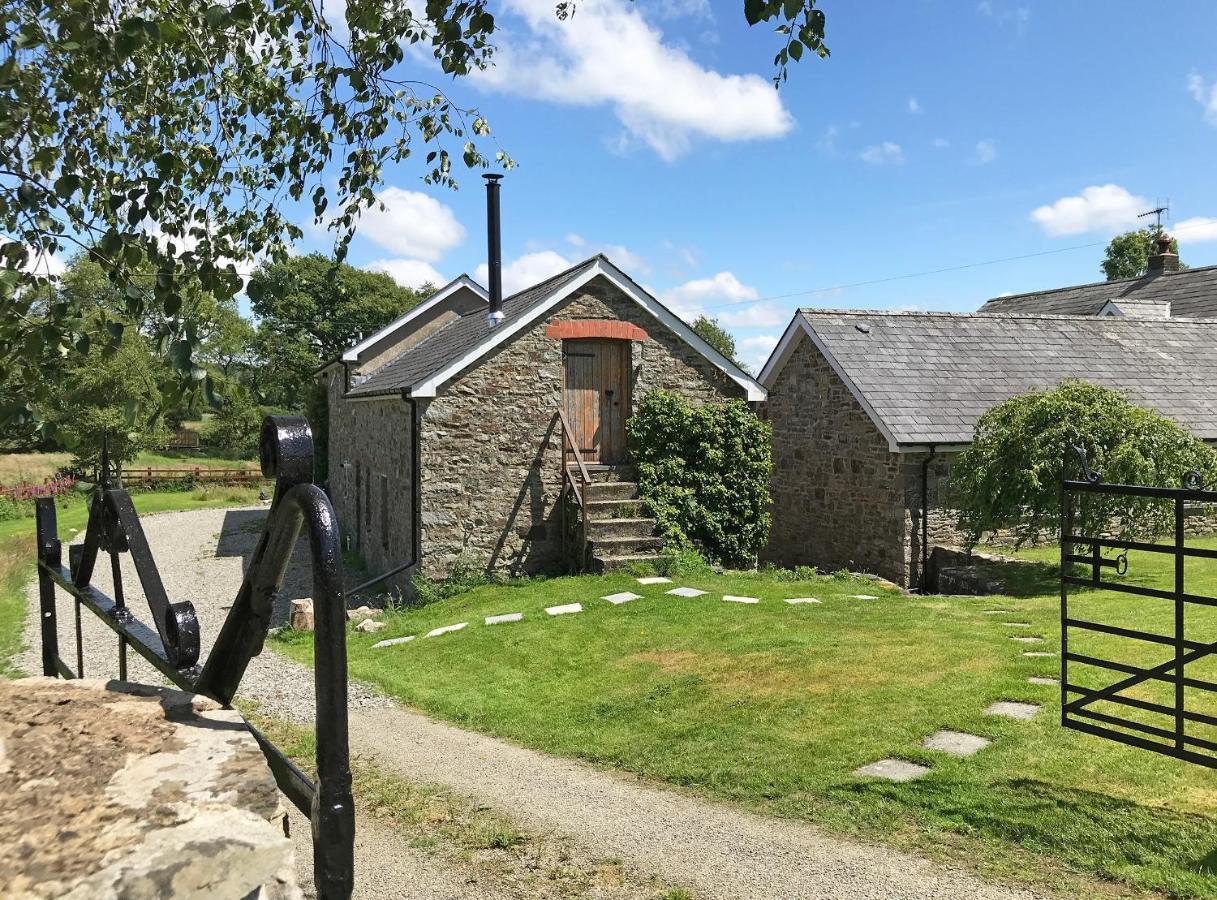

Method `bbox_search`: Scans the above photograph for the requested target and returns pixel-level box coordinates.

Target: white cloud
[659,271,758,321]
[1188,73,1217,126]
[473,0,792,161]
[932,137,950,148]
[1175,216,1217,244]
[1031,184,1148,237]
[719,302,785,329]
[355,188,464,262]
[599,243,650,274]
[973,138,997,164]
[739,334,779,372]
[907,97,922,114]
[475,250,571,295]
[19,247,66,278]
[977,1,1030,31]
[565,233,586,247]
[366,258,446,290]
[860,141,905,165]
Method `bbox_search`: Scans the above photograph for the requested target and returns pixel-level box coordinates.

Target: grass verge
[273,562,1217,899]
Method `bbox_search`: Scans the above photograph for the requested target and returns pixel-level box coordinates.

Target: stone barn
[318,250,764,588]
[759,309,1217,588]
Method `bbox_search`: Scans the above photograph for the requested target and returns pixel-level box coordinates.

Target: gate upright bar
[34,416,355,898]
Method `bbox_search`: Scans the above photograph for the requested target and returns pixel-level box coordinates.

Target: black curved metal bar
[1070,445,1102,484]
[34,416,355,898]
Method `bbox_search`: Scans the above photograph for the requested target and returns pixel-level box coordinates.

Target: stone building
[759,308,1217,588]
[318,254,764,587]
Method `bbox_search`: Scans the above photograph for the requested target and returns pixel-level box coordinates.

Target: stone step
[581,463,637,483]
[584,480,639,501]
[585,498,644,520]
[588,534,665,556]
[590,552,664,573]
[586,517,658,540]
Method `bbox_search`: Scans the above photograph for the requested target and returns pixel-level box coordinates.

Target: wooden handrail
[557,407,592,488]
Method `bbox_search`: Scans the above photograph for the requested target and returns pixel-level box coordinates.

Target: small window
[380,474,390,551]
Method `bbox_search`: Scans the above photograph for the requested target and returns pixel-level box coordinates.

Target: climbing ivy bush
[627,391,772,567]
[950,380,1217,548]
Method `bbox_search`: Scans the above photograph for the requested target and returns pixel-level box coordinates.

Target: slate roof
[978,265,1217,318]
[349,256,601,396]
[799,309,1217,446]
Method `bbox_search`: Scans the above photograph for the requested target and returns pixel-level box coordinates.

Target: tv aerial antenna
[1138,200,1170,232]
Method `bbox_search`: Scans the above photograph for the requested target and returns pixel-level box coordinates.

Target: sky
[297,0,1217,372]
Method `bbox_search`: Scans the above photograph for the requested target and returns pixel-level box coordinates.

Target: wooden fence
[118,467,267,486]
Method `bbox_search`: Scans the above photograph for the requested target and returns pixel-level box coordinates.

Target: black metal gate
[1060,449,1217,768]
[34,416,354,898]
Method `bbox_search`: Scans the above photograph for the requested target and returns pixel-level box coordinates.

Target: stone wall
[324,366,415,585]
[899,449,966,588]
[761,334,910,584]
[417,275,745,578]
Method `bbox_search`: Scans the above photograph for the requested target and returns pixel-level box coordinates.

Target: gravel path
[21,506,1043,900]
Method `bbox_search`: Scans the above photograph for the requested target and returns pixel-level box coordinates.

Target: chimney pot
[1147,231,1179,276]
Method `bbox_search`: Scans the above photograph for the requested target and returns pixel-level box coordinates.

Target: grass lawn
[274,556,1217,899]
[0,485,263,674]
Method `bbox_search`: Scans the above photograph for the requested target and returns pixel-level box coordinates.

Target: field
[0,449,257,485]
[275,553,1217,898]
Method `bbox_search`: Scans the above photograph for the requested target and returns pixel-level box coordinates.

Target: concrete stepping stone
[984,701,1040,720]
[1010,635,1045,643]
[1022,651,1056,657]
[666,587,707,598]
[1028,676,1059,686]
[425,622,467,638]
[785,597,821,605]
[982,610,1012,615]
[485,613,523,625]
[637,577,672,585]
[602,591,642,605]
[853,759,929,782]
[852,594,879,600]
[921,730,990,757]
[723,595,759,604]
[1002,622,1031,627]
[546,603,583,616]
[372,635,416,649]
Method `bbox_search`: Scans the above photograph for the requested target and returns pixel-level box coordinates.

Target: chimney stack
[484,174,504,327]
[1147,232,1180,276]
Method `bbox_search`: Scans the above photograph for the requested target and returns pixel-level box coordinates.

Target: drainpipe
[920,444,937,593]
[484,174,504,328]
[346,391,423,598]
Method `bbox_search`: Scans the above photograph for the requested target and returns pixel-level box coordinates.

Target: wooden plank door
[563,339,630,464]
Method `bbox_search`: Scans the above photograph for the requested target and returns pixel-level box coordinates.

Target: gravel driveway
[20,506,1043,900]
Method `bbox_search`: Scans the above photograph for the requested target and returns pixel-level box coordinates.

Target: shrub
[201,397,263,460]
[950,380,1217,548]
[627,391,772,567]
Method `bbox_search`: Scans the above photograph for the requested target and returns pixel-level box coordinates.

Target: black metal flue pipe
[484,173,504,326]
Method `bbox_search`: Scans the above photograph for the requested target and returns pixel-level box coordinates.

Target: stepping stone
[546,603,583,616]
[425,622,468,638]
[921,730,991,757]
[853,759,929,782]
[1028,676,1059,686]
[852,594,879,600]
[372,635,416,649]
[1023,651,1056,657]
[485,612,523,625]
[1002,622,1031,627]
[984,701,1041,720]
[637,577,672,585]
[1010,635,1045,643]
[666,587,707,598]
[602,591,642,605]
[785,597,821,605]
[982,610,1012,615]
[723,595,759,604]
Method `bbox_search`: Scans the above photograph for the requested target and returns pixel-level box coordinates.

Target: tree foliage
[627,391,772,566]
[950,381,1217,548]
[691,315,741,368]
[0,0,830,432]
[248,253,428,408]
[1101,228,1184,281]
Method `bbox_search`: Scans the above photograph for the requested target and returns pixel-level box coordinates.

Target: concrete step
[588,534,665,556]
[586,498,645,520]
[586,517,658,540]
[584,480,639,501]
[581,464,637,483]
[590,552,664,573]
